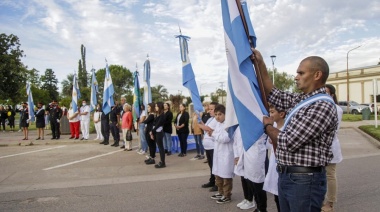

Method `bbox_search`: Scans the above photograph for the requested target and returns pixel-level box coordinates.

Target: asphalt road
[0,125,379,212]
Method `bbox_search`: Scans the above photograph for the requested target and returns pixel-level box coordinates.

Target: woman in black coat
[20,102,29,140]
[35,102,46,140]
[150,102,166,168]
[175,103,190,157]
[163,103,173,155]
[144,103,156,165]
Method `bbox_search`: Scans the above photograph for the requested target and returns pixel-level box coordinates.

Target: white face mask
[82,103,86,106]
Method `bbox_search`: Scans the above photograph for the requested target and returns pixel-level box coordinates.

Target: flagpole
[235,0,269,111]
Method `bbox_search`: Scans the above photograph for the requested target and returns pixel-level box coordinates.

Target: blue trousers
[278,171,326,212]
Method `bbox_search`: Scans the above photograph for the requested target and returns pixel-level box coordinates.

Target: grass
[342,114,380,122]
[359,125,380,142]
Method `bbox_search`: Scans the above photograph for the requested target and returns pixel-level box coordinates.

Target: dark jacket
[143,113,155,136]
[163,111,173,134]
[152,113,165,135]
[49,107,63,122]
[175,111,189,134]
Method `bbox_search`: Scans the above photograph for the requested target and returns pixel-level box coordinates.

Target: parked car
[338,101,369,114]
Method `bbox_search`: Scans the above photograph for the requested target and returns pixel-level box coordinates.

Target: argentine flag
[222,0,268,150]
[102,62,115,115]
[90,69,98,112]
[26,82,35,122]
[175,34,203,116]
[143,56,151,113]
[72,74,81,113]
[133,70,142,122]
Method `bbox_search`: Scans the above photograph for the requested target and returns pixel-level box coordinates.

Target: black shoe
[178,153,184,157]
[165,149,168,153]
[120,145,125,149]
[209,185,218,192]
[167,151,172,156]
[36,137,40,140]
[69,137,74,139]
[114,143,119,147]
[103,142,109,145]
[80,137,84,140]
[202,182,215,188]
[51,137,56,140]
[155,162,166,168]
[111,142,116,146]
[100,141,105,144]
[145,158,155,165]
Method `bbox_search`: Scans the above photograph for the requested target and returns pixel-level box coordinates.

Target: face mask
[82,103,86,106]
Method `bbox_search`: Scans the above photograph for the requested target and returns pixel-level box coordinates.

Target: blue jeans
[163,132,172,152]
[193,134,204,155]
[139,123,148,151]
[278,171,327,212]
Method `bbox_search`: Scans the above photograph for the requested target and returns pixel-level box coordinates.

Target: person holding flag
[19,102,29,141]
[90,68,98,112]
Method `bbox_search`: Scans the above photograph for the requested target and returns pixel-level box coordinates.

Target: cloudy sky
[1,0,379,96]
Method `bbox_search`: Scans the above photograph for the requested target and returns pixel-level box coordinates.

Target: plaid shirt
[268,87,338,167]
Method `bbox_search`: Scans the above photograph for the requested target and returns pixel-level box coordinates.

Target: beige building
[327,65,380,104]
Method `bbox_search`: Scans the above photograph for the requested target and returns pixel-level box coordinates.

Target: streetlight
[346,45,361,114]
[270,55,276,85]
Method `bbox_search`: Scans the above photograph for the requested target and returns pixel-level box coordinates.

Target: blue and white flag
[26,82,35,122]
[143,55,152,113]
[72,74,81,113]
[133,69,142,122]
[175,34,203,116]
[102,62,115,115]
[90,68,98,112]
[222,0,268,150]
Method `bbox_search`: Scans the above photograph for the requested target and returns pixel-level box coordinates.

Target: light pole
[270,55,276,85]
[346,45,361,114]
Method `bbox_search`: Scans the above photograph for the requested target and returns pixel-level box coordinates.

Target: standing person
[79,100,90,140]
[35,102,46,141]
[144,103,156,165]
[263,105,286,212]
[137,104,148,154]
[163,102,173,155]
[210,104,234,204]
[174,103,190,157]
[201,102,211,123]
[198,102,219,191]
[99,105,110,145]
[67,104,80,140]
[322,84,343,212]
[150,102,166,168]
[7,106,16,132]
[121,104,133,151]
[49,100,63,140]
[93,104,103,141]
[254,49,338,211]
[19,102,29,140]
[109,105,120,147]
[0,106,7,132]
[191,112,205,159]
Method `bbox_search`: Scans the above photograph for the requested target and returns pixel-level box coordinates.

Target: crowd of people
[2,51,344,211]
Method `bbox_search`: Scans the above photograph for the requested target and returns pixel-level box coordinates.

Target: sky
[1,0,380,96]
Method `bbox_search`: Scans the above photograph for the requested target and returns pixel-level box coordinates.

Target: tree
[169,94,183,113]
[27,68,41,88]
[41,69,59,101]
[269,68,296,91]
[61,74,74,98]
[78,44,88,87]
[0,33,27,104]
[151,84,169,102]
[96,65,133,102]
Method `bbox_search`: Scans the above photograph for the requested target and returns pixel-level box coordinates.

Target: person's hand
[234,157,239,165]
[250,48,264,64]
[263,116,273,126]
[56,119,60,123]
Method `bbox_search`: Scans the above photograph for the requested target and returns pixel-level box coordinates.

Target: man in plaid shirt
[253,49,338,212]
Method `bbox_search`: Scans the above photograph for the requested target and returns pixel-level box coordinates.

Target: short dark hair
[302,56,329,83]
[325,84,338,104]
[214,104,225,114]
[210,102,218,107]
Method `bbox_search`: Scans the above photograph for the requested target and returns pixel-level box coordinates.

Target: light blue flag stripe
[90,69,98,112]
[176,35,204,115]
[26,82,35,122]
[72,75,80,113]
[102,63,115,115]
[222,0,268,150]
[143,58,151,113]
[133,71,141,121]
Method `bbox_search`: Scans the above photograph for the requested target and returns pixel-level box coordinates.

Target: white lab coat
[237,133,266,183]
[233,126,244,176]
[212,121,235,178]
[330,105,343,164]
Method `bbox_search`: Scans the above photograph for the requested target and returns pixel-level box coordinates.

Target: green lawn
[359,125,380,142]
[342,114,380,122]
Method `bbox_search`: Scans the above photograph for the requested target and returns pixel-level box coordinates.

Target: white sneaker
[237,199,248,208]
[239,200,255,210]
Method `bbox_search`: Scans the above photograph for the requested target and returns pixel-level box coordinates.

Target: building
[327,65,380,104]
